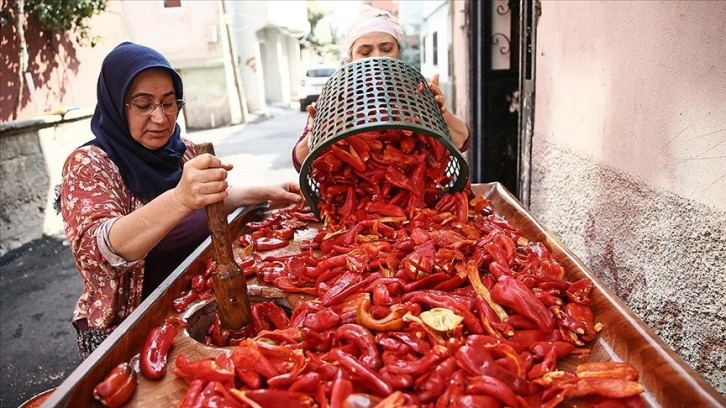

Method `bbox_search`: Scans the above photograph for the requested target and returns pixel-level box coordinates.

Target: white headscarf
[344,5,403,58]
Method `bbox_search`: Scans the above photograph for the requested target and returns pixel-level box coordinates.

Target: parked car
[299,64,337,111]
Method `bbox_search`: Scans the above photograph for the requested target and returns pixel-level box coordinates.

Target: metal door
[469,0,538,205]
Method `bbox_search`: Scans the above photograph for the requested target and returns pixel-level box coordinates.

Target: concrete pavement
[0,105,307,407]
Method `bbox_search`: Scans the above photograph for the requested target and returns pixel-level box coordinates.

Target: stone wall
[0,111,93,256]
[530,141,726,395]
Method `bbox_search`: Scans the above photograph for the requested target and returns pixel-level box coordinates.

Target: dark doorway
[469,0,537,203]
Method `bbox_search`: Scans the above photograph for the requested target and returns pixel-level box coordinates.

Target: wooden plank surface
[42,183,726,407]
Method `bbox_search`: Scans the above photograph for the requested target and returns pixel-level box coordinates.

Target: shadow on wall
[1,13,81,121]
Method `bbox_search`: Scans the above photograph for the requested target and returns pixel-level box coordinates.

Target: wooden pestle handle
[195,142,252,330]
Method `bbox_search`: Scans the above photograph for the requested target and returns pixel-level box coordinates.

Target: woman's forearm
[224,185,268,212]
[108,189,193,261]
[443,110,470,150]
[293,137,310,171]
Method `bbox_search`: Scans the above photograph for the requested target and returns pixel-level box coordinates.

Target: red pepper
[247,214,282,230]
[314,153,344,173]
[470,194,492,214]
[175,379,204,408]
[334,323,381,370]
[329,348,393,397]
[382,144,423,166]
[390,331,431,355]
[331,144,366,172]
[287,372,322,394]
[436,370,466,408]
[575,362,640,381]
[272,276,318,295]
[404,290,485,334]
[346,135,371,163]
[400,134,416,153]
[356,297,404,332]
[376,335,413,356]
[190,274,206,293]
[365,201,406,218]
[140,323,178,380]
[455,338,538,396]
[320,271,365,307]
[422,356,457,396]
[303,309,341,331]
[330,369,353,408]
[490,274,556,332]
[561,376,645,399]
[173,289,198,313]
[454,395,501,408]
[528,343,559,380]
[291,210,319,222]
[252,301,291,331]
[229,388,317,408]
[92,361,137,408]
[567,277,594,304]
[386,349,443,376]
[173,354,236,384]
[339,186,356,216]
[254,236,290,251]
[385,165,418,192]
[465,375,519,407]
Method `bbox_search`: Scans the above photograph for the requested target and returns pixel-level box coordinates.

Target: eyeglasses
[125,99,185,116]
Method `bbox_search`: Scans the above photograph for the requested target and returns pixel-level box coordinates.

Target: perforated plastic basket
[299,57,470,219]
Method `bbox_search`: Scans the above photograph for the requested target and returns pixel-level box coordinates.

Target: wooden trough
[42,183,725,407]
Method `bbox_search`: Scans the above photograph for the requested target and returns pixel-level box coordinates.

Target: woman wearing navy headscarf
[58,42,303,361]
[291,4,471,171]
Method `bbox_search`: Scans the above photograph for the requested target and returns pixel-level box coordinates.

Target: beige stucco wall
[118,1,233,128]
[535,1,725,210]
[532,1,726,395]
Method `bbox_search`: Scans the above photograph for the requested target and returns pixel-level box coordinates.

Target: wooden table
[42,183,726,407]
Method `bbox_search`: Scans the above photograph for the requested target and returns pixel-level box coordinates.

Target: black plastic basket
[299,57,470,220]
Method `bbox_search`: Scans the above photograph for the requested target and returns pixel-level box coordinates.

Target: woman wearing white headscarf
[291,5,470,171]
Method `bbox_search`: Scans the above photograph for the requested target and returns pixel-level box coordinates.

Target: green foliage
[1,0,107,45]
[303,0,339,61]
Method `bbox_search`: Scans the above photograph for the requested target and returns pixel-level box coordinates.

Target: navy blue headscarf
[91,41,186,203]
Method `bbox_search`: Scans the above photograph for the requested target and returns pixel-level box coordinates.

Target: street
[0,105,307,407]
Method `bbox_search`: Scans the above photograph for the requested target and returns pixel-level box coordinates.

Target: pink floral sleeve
[60,140,196,331]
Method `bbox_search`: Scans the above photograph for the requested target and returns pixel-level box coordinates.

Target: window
[164,0,181,8]
[432,31,438,66]
[422,35,426,63]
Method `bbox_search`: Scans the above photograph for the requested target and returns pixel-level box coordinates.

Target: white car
[299,64,337,111]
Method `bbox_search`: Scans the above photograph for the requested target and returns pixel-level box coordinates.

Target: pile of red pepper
[167,132,646,407]
[309,130,456,228]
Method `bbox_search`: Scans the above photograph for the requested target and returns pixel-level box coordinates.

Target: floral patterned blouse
[60,139,196,332]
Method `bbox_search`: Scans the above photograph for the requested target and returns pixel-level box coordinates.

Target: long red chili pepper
[356,297,404,332]
[140,323,178,379]
[172,289,197,313]
[92,361,137,407]
[334,323,382,370]
[254,236,290,251]
[329,348,393,397]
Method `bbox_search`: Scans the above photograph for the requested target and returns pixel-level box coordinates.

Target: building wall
[230,1,309,112]
[450,1,468,124]
[420,1,454,111]
[0,1,126,122]
[0,112,93,256]
[119,1,232,129]
[531,1,726,394]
